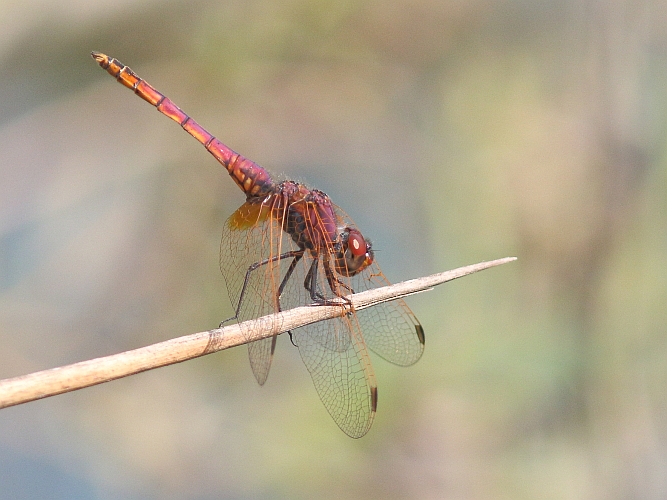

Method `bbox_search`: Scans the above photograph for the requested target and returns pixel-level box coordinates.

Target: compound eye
[347,230,367,257]
[334,228,373,277]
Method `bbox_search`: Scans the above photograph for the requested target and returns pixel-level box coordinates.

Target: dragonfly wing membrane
[220,198,288,385]
[350,262,424,366]
[292,315,377,439]
[248,336,276,386]
[355,297,424,366]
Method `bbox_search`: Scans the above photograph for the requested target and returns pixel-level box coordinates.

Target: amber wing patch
[227,200,273,230]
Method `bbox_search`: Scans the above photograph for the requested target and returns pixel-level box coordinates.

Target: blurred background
[1,0,666,498]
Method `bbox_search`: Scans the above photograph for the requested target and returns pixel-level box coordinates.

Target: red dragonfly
[92,52,424,438]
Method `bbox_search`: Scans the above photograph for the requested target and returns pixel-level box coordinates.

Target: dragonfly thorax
[277,182,373,275]
[280,182,338,252]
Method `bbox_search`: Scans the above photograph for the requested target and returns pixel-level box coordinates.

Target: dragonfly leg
[277,252,304,300]
[303,258,325,302]
[323,257,354,294]
[303,258,353,307]
[225,249,304,325]
[274,252,304,347]
[323,257,353,308]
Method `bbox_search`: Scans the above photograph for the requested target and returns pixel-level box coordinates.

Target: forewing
[334,205,425,367]
[352,266,425,366]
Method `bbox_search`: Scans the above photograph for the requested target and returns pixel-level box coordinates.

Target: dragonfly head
[334,228,374,277]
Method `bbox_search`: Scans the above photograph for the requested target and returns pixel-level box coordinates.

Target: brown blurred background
[1,0,666,498]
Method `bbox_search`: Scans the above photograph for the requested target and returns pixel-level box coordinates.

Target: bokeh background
[1,0,666,498]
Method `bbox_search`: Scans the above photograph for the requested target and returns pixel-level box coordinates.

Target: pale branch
[0,257,516,409]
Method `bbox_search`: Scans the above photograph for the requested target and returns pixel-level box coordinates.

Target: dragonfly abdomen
[221,151,274,198]
[91,52,274,199]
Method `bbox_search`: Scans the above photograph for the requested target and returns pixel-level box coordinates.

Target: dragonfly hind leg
[275,252,304,347]
[228,249,304,322]
[231,249,304,386]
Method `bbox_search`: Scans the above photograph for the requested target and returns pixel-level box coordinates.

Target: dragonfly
[92,52,424,438]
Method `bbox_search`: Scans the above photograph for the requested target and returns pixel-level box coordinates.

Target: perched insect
[92,52,424,437]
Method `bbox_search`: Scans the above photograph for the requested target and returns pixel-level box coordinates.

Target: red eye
[334,228,373,277]
[348,230,367,257]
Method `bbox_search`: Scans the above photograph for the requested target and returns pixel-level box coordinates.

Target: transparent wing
[347,263,425,366]
[278,254,378,438]
[291,313,377,438]
[219,195,422,437]
[333,204,425,366]
[219,196,294,385]
[276,202,422,436]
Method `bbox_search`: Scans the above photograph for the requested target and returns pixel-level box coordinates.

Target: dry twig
[0,257,516,409]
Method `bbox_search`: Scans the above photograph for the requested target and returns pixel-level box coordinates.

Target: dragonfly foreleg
[323,257,354,294]
[323,257,353,308]
[303,257,353,307]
